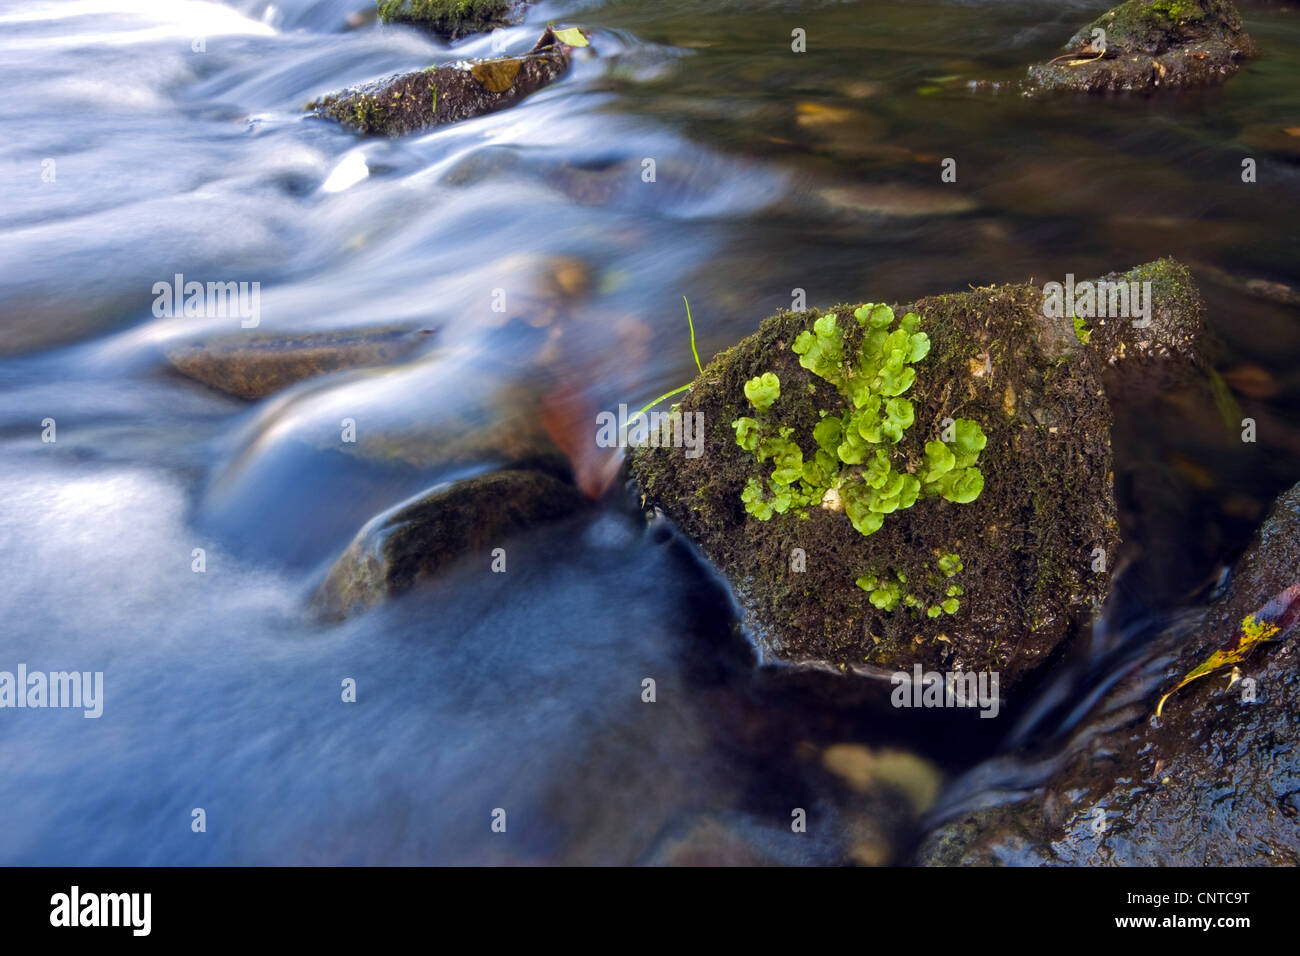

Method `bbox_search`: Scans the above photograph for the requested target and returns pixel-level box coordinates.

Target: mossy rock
[314,467,588,620]
[632,259,1205,688]
[164,326,430,400]
[307,27,581,137]
[917,480,1300,865]
[376,0,522,40]
[1066,0,1249,55]
[1025,0,1256,94]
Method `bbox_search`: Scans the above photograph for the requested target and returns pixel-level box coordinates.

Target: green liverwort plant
[731,304,986,533]
[855,551,966,618]
[732,304,986,614]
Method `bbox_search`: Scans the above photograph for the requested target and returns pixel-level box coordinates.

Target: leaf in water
[470,58,522,93]
[552,27,589,47]
[1156,582,1300,718]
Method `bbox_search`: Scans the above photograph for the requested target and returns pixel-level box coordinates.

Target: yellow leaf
[1155,582,1300,718]
[552,27,589,47]
[469,58,522,93]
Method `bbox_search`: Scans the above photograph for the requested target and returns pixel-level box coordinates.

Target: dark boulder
[916,480,1300,865]
[1025,0,1257,94]
[314,467,588,619]
[307,27,584,137]
[631,260,1204,689]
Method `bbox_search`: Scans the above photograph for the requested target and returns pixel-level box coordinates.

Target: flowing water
[0,0,1297,863]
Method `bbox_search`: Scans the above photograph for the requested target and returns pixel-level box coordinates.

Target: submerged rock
[165,326,430,400]
[376,0,524,40]
[640,743,945,866]
[1024,0,1257,94]
[306,27,582,137]
[314,467,588,619]
[916,480,1300,865]
[631,259,1204,688]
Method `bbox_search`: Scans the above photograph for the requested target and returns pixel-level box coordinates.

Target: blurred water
[0,0,1298,863]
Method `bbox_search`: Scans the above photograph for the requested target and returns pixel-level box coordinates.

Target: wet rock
[1236,123,1300,161]
[639,741,944,866]
[314,467,588,619]
[1196,261,1300,308]
[307,27,581,137]
[194,342,585,569]
[1079,259,1210,405]
[164,325,430,400]
[631,259,1204,688]
[916,481,1300,865]
[1024,0,1257,94]
[821,743,944,817]
[815,183,978,219]
[376,0,524,40]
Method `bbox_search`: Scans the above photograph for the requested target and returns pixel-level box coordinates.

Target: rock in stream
[376,0,528,40]
[314,466,589,620]
[916,479,1300,865]
[1024,0,1257,94]
[631,259,1205,689]
[165,326,431,400]
[307,27,584,137]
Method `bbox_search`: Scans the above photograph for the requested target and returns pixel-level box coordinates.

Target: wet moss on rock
[1024,0,1256,94]
[306,27,579,137]
[376,0,520,39]
[632,260,1204,688]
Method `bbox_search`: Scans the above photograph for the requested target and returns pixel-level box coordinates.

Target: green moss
[377,0,514,37]
[350,95,389,134]
[1076,0,1245,54]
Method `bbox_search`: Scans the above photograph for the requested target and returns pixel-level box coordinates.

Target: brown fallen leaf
[1156,582,1300,718]
[538,381,623,500]
[470,58,522,93]
[1222,363,1281,399]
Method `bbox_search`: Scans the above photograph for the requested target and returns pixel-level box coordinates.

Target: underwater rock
[1024,0,1257,94]
[916,480,1300,865]
[164,326,430,400]
[306,27,582,137]
[631,259,1204,688]
[375,0,525,40]
[314,467,588,619]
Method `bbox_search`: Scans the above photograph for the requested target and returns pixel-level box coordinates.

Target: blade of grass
[624,298,702,430]
[626,383,691,429]
[684,296,703,374]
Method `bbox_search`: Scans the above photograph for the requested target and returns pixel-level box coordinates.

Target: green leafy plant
[731,305,987,535]
[732,305,986,613]
[743,372,781,412]
[856,553,966,619]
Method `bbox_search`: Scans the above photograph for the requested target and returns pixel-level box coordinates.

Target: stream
[1,0,1298,864]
